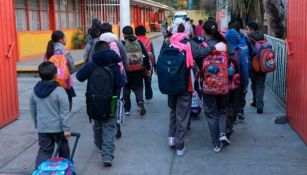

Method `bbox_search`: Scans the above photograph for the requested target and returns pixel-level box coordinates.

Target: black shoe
[138,103,146,116]
[251,101,256,108]
[237,113,245,120]
[116,124,122,139]
[103,160,112,167]
[257,109,263,114]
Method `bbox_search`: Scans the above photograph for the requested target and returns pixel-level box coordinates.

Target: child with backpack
[30,62,72,169]
[135,25,156,100]
[158,24,193,156]
[76,41,126,167]
[121,26,151,116]
[99,22,128,139]
[45,30,76,111]
[199,20,231,152]
[225,29,250,121]
[246,22,276,114]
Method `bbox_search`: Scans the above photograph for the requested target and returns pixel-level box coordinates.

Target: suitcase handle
[52,132,81,161]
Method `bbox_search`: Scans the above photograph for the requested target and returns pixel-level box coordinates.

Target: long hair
[46,30,65,60]
[203,20,227,44]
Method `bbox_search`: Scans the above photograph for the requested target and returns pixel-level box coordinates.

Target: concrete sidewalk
[1,36,307,175]
[17,32,162,72]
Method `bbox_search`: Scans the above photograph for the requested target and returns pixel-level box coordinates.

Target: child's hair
[199,20,203,25]
[177,23,185,33]
[94,41,110,52]
[203,20,227,43]
[100,22,113,34]
[135,25,147,36]
[46,30,65,60]
[89,27,101,39]
[228,20,242,32]
[247,22,259,31]
[38,62,57,80]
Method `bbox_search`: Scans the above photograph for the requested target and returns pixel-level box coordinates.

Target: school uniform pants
[93,117,116,161]
[144,74,153,100]
[168,92,192,150]
[250,70,266,110]
[124,71,144,111]
[203,94,227,147]
[35,133,70,169]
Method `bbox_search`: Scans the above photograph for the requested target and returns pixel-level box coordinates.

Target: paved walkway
[1,36,307,175]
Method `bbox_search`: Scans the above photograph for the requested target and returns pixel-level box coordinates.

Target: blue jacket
[225,29,250,89]
[76,50,127,91]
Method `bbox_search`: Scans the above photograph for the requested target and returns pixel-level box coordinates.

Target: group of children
[30,19,156,170]
[159,19,273,156]
[29,17,273,171]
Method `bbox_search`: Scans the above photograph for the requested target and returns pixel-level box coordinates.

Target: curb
[17,33,162,74]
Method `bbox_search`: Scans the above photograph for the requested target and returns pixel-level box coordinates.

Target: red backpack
[252,40,276,73]
[202,50,229,95]
[138,36,155,67]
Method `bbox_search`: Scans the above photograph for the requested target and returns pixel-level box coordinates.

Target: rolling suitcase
[32,133,81,175]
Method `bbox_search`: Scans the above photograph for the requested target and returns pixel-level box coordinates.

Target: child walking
[30,62,71,169]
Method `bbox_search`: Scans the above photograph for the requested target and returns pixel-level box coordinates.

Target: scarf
[169,32,194,68]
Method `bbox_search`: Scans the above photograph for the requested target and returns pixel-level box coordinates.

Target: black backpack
[86,63,114,121]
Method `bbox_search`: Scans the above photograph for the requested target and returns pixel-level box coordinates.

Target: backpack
[32,158,74,175]
[157,45,188,95]
[49,55,72,89]
[86,63,115,121]
[228,46,246,90]
[138,37,155,66]
[252,40,276,73]
[202,50,229,95]
[125,40,144,71]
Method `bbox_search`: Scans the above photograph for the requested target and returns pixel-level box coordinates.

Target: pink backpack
[109,41,125,74]
[202,50,229,95]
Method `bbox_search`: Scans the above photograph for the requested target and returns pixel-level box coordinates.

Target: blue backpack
[157,44,188,95]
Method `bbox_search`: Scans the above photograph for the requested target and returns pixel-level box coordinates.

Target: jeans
[35,133,70,168]
[93,117,116,161]
[168,92,192,150]
[203,94,227,147]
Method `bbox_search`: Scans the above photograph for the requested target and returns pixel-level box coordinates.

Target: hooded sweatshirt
[225,29,250,89]
[30,81,71,133]
[76,49,127,90]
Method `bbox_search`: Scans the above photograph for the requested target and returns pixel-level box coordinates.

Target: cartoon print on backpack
[252,40,276,73]
[125,40,144,71]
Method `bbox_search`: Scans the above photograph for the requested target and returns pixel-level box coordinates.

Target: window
[55,0,81,29]
[14,0,27,31]
[14,0,50,31]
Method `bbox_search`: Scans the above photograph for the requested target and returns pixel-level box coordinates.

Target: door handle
[6,42,15,59]
[286,39,294,56]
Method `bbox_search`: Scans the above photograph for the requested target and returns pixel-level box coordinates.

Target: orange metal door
[286,0,307,143]
[0,0,19,128]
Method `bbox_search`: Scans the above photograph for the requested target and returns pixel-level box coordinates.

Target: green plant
[72,30,86,49]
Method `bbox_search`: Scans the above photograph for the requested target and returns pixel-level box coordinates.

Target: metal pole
[120,0,130,38]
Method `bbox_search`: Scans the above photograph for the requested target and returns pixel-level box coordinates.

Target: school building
[13,0,173,61]
[0,0,172,128]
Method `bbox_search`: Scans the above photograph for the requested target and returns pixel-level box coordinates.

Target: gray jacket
[30,81,71,133]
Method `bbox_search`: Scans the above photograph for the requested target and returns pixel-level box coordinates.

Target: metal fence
[82,0,120,31]
[265,35,287,105]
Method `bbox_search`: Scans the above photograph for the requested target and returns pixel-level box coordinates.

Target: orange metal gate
[0,0,19,128]
[286,0,307,143]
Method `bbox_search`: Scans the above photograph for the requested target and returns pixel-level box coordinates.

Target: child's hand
[64,131,72,137]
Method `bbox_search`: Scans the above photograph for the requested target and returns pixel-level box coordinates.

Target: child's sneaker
[213,145,221,153]
[124,111,130,116]
[168,137,175,147]
[237,113,245,120]
[176,147,185,157]
[220,133,231,146]
[138,103,146,116]
[103,160,112,167]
